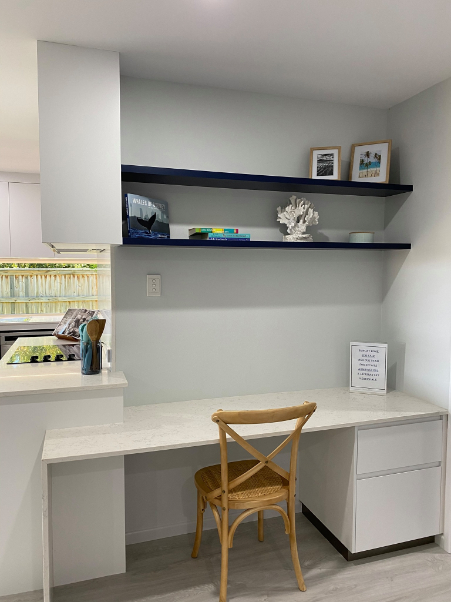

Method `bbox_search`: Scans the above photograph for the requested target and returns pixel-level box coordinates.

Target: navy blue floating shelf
[122,238,411,251]
[122,165,413,197]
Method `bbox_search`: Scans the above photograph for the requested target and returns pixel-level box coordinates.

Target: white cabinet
[0,182,10,256]
[37,42,122,249]
[355,467,442,551]
[357,420,443,474]
[299,416,445,556]
[9,183,54,259]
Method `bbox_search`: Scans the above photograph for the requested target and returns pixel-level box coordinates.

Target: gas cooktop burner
[7,343,81,364]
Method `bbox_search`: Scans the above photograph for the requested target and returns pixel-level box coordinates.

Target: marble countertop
[0,336,127,397]
[42,387,447,463]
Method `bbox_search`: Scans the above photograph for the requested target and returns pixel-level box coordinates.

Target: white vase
[283,234,313,243]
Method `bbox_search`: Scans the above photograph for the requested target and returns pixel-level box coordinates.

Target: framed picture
[309,146,341,180]
[350,342,388,395]
[349,140,392,183]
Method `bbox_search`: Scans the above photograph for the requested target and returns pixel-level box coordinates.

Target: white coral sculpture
[277,195,319,242]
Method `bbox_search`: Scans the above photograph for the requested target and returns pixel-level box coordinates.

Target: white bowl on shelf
[349,232,374,243]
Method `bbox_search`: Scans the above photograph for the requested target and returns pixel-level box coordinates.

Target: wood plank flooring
[2,514,451,602]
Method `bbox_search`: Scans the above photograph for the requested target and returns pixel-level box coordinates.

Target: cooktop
[7,342,81,364]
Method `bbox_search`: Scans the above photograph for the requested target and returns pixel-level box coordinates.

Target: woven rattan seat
[197,459,287,500]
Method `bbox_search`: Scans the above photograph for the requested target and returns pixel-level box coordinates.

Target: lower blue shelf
[122,238,411,250]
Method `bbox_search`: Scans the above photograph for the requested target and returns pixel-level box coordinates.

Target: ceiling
[1,0,451,173]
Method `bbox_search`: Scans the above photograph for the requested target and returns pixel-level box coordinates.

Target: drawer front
[355,466,441,552]
[357,419,442,475]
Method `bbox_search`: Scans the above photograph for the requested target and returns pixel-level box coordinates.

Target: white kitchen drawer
[355,466,441,552]
[357,419,442,475]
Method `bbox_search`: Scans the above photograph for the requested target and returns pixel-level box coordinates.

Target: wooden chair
[191,401,317,602]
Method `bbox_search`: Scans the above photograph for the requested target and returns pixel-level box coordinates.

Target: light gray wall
[383,78,451,409]
[382,77,451,552]
[118,77,388,408]
[121,77,387,177]
[113,244,384,406]
[117,77,388,543]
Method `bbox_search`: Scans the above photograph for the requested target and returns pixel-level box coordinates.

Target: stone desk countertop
[0,336,127,398]
[42,387,447,464]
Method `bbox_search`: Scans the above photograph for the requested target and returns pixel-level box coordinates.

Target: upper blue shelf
[122,238,411,251]
[121,165,413,197]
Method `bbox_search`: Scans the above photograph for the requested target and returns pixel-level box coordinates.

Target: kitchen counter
[0,314,62,331]
[0,336,127,397]
[0,335,126,596]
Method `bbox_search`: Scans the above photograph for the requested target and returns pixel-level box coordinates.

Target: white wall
[382,76,451,551]
[121,77,387,177]
[117,77,389,543]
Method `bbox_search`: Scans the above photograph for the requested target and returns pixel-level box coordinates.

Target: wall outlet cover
[147,275,161,296]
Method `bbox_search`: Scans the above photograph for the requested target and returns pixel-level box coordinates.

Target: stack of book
[189,228,250,241]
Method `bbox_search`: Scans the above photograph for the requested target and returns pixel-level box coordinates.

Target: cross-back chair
[191,401,317,602]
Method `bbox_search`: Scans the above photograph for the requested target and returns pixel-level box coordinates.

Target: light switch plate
[147,275,161,296]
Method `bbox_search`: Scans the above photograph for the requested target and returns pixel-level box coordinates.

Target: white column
[0,389,125,597]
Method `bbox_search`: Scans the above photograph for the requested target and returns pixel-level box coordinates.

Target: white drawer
[355,466,441,552]
[357,419,442,475]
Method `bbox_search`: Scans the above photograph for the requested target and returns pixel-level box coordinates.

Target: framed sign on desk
[350,342,387,394]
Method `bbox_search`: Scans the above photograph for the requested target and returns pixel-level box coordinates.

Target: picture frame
[350,342,388,395]
[349,139,392,183]
[309,146,341,180]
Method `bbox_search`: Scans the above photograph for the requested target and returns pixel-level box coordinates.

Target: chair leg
[219,507,229,602]
[287,498,306,592]
[191,490,206,558]
[258,510,264,542]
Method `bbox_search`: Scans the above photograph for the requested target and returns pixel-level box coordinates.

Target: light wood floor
[3,514,451,602]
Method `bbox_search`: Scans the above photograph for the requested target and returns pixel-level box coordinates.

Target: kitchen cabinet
[37,42,122,250]
[0,182,10,256]
[9,183,54,258]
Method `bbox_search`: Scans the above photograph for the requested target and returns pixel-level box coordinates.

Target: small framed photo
[350,342,388,395]
[309,146,341,180]
[349,140,392,183]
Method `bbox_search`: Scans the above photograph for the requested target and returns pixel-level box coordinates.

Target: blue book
[125,193,170,240]
[208,233,250,239]
[208,237,251,242]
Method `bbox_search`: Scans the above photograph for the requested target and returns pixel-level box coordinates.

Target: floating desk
[42,387,448,601]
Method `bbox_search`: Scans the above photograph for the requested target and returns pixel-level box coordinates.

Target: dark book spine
[125,195,131,236]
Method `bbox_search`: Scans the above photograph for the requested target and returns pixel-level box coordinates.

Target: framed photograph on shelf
[349,140,392,183]
[309,146,341,180]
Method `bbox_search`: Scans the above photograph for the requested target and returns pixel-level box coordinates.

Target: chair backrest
[208,402,317,503]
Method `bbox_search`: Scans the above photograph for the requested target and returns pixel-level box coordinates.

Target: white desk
[42,387,448,601]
